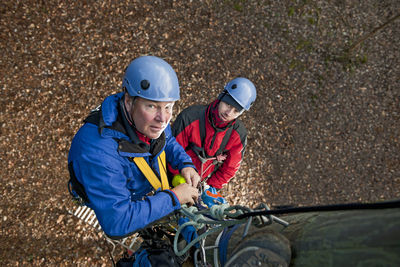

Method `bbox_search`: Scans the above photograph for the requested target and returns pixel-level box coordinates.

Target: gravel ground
[1,1,399,265]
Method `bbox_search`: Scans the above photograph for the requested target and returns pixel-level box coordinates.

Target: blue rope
[218,224,241,266]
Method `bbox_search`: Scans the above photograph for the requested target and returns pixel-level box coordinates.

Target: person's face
[218,101,242,122]
[125,95,174,139]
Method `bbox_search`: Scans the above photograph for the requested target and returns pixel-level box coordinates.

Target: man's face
[125,95,174,139]
[218,101,242,122]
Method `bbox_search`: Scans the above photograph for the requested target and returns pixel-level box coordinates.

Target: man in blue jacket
[68,56,200,242]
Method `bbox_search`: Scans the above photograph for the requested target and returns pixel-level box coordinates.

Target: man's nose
[226,106,235,116]
[155,109,169,122]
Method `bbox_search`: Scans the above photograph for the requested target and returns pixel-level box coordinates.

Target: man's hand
[201,186,227,208]
[171,183,199,206]
[180,167,201,188]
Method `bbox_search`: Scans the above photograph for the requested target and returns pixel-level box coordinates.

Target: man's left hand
[180,167,201,188]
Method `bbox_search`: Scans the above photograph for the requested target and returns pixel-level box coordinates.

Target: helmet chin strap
[121,93,135,126]
[217,90,228,101]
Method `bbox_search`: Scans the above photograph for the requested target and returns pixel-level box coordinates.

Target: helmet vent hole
[231,84,237,89]
[140,80,150,90]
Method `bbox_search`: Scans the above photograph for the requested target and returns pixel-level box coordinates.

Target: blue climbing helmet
[221,77,257,111]
[122,56,180,101]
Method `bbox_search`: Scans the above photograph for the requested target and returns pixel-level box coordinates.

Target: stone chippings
[0,1,399,265]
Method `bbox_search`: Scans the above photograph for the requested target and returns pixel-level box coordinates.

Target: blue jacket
[68,92,195,238]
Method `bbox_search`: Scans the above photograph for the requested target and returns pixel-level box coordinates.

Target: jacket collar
[89,93,165,156]
[116,97,165,156]
[207,100,235,132]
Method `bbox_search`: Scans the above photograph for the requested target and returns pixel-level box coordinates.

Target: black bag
[146,245,180,267]
[116,245,180,267]
[116,254,135,267]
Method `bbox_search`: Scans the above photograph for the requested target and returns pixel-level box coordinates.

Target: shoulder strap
[216,126,233,156]
[84,108,101,125]
[157,151,169,190]
[133,151,170,191]
[199,110,206,149]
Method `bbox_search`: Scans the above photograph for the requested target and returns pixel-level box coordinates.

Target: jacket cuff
[162,189,181,209]
[179,162,197,172]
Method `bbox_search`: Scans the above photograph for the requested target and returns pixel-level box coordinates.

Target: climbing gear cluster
[173,195,289,266]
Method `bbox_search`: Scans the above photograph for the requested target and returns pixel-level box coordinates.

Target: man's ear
[124,93,133,110]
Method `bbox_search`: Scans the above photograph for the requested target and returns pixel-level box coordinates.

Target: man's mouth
[150,125,165,131]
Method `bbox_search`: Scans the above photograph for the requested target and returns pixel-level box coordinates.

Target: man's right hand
[171,183,199,206]
[180,167,201,188]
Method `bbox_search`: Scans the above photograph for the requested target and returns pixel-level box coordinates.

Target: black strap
[217,127,233,156]
[234,199,400,219]
[68,162,90,204]
[198,109,206,152]
[83,107,101,125]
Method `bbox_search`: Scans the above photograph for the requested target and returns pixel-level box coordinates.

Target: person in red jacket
[170,78,257,207]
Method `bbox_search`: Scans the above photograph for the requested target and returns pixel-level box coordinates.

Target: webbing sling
[133,151,170,191]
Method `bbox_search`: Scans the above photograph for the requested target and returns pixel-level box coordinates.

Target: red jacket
[170,100,247,189]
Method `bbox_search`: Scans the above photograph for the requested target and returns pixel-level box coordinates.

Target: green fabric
[271,208,400,266]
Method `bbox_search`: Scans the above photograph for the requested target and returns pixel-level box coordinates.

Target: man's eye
[231,106,241,114]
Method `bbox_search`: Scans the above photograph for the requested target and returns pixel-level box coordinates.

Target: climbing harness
[133,150,169,190]
[189,106,233,179]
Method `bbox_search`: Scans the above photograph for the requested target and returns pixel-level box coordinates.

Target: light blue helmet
[223,77,256,111]
[122,56,180,101]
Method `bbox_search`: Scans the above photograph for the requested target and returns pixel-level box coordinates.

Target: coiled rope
[173,203,287,257]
